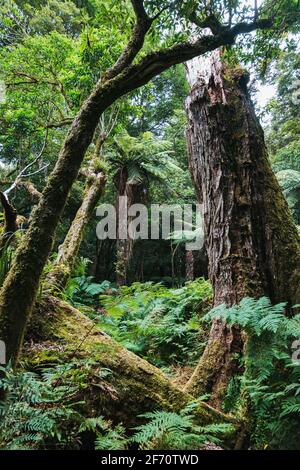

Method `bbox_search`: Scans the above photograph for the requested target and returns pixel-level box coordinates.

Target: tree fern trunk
[115,179,145,286]
[185,250,194,281]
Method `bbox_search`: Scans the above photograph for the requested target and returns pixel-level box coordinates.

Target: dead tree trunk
[184,52,300,404]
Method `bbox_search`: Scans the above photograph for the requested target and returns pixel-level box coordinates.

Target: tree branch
[102,18,272,100]
[254,0,259,21]
[104,0,152,80]
[17,181,42,200]
[45,118,74,129]
[188,12,227,35]
[151,2,175,21]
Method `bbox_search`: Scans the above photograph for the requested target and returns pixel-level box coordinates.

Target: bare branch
[6,71,58,88]
[45,118,74,129]
[21,163,50,178]
[4,127,49,197]
[254,0,259,21]
[188,11,227,35]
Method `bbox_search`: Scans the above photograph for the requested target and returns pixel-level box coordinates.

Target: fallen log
[24,296,239,432]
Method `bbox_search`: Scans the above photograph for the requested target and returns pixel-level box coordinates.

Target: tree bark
[115,176,132,287]
[0,17,271,365]
[115,170,145,286]
[95,238,116,282]
[0,192,18,251]
[184,52,300,404]
[185,250,194,281]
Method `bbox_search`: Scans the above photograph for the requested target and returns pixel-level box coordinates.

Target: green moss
[23,296,237,432]
[26,347,62,367]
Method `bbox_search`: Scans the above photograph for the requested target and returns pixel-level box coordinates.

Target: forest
[0,0,299,454]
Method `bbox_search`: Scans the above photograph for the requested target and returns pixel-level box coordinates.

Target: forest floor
[1,276,300,450]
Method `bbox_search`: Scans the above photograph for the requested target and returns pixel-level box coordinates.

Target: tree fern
[108,130,182,192]
[276,169,300,194]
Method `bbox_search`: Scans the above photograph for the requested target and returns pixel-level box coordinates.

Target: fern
[95,425,128,450]
[276,169,300,194]
[0,361,120,450]
[0,364,80,449]
[98,278,212,366]
[131,404,233,450]
[64,276,115,306]
[79,416,128,450]
[108,130,180,190]
[205,297,300,449]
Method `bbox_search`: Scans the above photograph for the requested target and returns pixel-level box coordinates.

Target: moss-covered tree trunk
[184,52,300,404]
[46,171,106,290]
[0,87,113,365]
[25,296,238,433]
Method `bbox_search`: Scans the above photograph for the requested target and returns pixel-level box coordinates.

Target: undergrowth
[0,360,126,450]
[0,363,231,451]
[97,278,212,366]
[205,297,300,450]
[131,402,233,450]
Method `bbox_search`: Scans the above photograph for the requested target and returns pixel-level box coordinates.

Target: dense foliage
[97,278,212,367]
[0,0,299,454]
[206,298,300,449]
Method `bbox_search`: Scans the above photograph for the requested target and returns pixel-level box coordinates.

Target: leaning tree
[45,108,123,290]
[0,0,293,365]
